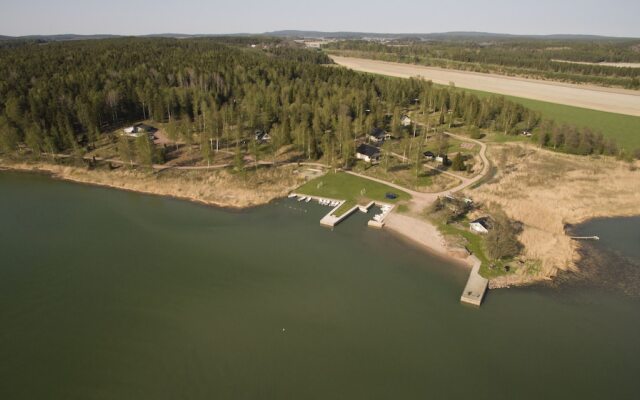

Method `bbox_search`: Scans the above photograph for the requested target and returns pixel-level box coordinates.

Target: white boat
[298,196,306,202]
[305,197,311,203]
[288,193,297,198]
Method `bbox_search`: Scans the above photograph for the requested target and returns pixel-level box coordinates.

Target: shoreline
[383,212,475,269]
[3,160,638,290]
[0,160,299,211]
[1,159,478,273]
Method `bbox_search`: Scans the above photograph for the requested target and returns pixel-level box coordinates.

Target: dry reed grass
[470,144,640,283]
[2,160,302,209]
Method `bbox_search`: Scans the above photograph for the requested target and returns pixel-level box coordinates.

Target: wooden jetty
[570,236,600,241]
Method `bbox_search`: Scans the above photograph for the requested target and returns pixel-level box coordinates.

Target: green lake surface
[1,171,639,399]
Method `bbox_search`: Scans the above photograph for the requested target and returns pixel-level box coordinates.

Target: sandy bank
[384,212,475,269]
[0,160,302,210]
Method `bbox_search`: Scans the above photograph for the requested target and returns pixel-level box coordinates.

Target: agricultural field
[331,56,640,150]
[460,88,640,150]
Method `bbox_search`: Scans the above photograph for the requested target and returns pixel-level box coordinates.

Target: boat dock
[320,203,359,227]
[460,257,488,307]
[288,194,393,228]
[570,236,600,241]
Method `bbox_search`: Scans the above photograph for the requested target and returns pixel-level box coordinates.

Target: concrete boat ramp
[460,256,489,307]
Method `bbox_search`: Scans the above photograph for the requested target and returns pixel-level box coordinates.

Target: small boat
[288,193,297,198]
[298,196,306,202]
[305,197,311,203]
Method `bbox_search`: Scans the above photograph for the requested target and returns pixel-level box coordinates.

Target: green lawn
[296,172,411,216]
[454,87,640,151]
[436,221,513,279]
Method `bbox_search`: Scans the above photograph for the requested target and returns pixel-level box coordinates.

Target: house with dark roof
[368,128,392,144]
[423,150,435,160]
[356,144,381,163]
[254,130,271,143]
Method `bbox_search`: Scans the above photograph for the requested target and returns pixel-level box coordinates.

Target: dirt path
[331,55,640,116]
[349,131,489,211]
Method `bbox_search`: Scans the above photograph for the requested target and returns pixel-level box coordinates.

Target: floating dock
[460,257,488,307]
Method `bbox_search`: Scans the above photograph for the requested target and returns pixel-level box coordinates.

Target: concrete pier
[460,257,488,307]
[320,204,359,227]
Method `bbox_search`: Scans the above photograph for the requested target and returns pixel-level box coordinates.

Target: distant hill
[0,33,257,42]
[0,31,636,42]
[264,30,638,41]
[0,34,122,42]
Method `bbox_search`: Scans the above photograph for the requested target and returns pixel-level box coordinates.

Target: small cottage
[369,128,391,143]
[470,217,491,234]
[356,144,381,163]
[435,154,449,165]
[254,130,271,143]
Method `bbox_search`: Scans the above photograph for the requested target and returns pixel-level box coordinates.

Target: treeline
[324,40,640,89]
[0,37,541,165]
[535,120,621,156]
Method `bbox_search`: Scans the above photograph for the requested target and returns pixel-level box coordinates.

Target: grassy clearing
[453,87,640,150]
[296,171,411,216]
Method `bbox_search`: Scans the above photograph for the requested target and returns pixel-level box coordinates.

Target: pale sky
[1,0,639,38]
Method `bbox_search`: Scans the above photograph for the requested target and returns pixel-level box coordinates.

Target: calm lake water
[1,171,639,399]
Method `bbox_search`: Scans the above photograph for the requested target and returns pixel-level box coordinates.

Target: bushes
[537,120,618,156]
[451,153,466,171]
[484,210,523,260]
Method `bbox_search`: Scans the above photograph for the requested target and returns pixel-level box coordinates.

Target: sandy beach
[384,212,475,268]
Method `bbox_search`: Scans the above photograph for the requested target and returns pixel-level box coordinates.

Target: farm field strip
[331,55,640,117]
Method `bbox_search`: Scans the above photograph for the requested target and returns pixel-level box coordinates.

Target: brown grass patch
[470,144,640,283]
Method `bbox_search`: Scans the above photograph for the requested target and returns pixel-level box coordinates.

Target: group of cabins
[356,120,448,166]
